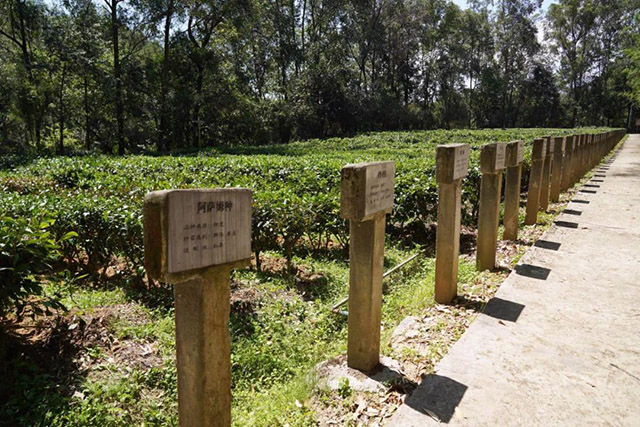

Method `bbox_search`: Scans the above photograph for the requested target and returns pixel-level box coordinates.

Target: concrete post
[435,144,470,304]
[560,135,574,192]
[525,138,546,225]
[550,137,565,202]
[477,142,506,271]
[340,161,395,372]
[540,136,553,212]
[503,140,524,241]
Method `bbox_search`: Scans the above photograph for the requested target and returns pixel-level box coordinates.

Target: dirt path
[388,135,640,426]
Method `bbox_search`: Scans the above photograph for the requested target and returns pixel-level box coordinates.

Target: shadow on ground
[534,239,561,251]
[482,297,525,322]
[515,263,551,280]
[0,316,92,425]
[404,374,468,423]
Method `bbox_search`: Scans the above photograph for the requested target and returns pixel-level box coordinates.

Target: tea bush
[0,216,71,319]
[0,128,619,280]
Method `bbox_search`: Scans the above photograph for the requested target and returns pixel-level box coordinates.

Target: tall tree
[547,0,596,126]
[493,0,542,127]
[103,0,126,154]
[0,0,47,149]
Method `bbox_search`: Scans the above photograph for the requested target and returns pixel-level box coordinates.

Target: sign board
[436,144,470,183]
[480,142,507,174]
[340,161,395,221]
[144,189,252,279]
[506,140,525,167]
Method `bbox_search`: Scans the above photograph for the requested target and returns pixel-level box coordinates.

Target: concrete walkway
[389,135,640,426]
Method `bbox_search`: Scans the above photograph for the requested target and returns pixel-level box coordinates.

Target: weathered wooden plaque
[340,161,395,221]
[506,140,525,167]
[546,137,554,154]
[532,138,547,160]
[480,142,506,173]
[144,189,252,279]
[436,144,470,183]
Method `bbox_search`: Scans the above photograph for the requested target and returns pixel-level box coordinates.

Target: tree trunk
[194,65,203,148]
[58,64,67,155]
[111,0,125,155]
[17,4,38,148]
[159,0,174,152]
[84,72,91,150]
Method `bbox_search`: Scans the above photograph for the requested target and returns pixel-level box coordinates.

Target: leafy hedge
[0,216,72,319]
[0,128,621,280]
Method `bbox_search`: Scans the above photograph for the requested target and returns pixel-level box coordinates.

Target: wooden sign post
[340,161,395,372]
[584,134,591,174]
[144,189,252,427]
[550,136,565,202]
[560,135,574,192]
[540,136,553,212]
[476,142,506,271]
[503,140,524,241]
[572,135,580,181]
[525,138,547,225]
[574,135,584,183]
[435,144,470,304]
[588,134,596,169]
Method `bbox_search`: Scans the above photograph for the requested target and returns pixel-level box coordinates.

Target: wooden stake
[340,161,395,372]
[347,212,385,371]
[574,135,584,183]
[503,140,524,241]
[550,137,565,202]
[525,138,546,225]
[174,267,232,427]
[560,135,574,191]
[143,189,252,427]
[539,136,553,212]
[435,144,469,304]
[476,142,506,271]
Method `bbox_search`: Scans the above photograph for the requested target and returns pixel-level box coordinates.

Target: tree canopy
[0,0,638,154]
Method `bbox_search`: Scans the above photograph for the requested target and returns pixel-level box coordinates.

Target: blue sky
[451,0,556,10]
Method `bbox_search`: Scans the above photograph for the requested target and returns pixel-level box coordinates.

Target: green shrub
[0,128,622,286]
[0,216,71,319]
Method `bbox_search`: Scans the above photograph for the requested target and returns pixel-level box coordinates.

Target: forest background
[1,0,639,155]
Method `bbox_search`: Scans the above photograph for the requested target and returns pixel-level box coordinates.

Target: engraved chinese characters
[144,188,252,280]
[436,143,470,184]
[341,161,395,221]
[364,162,395,217]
